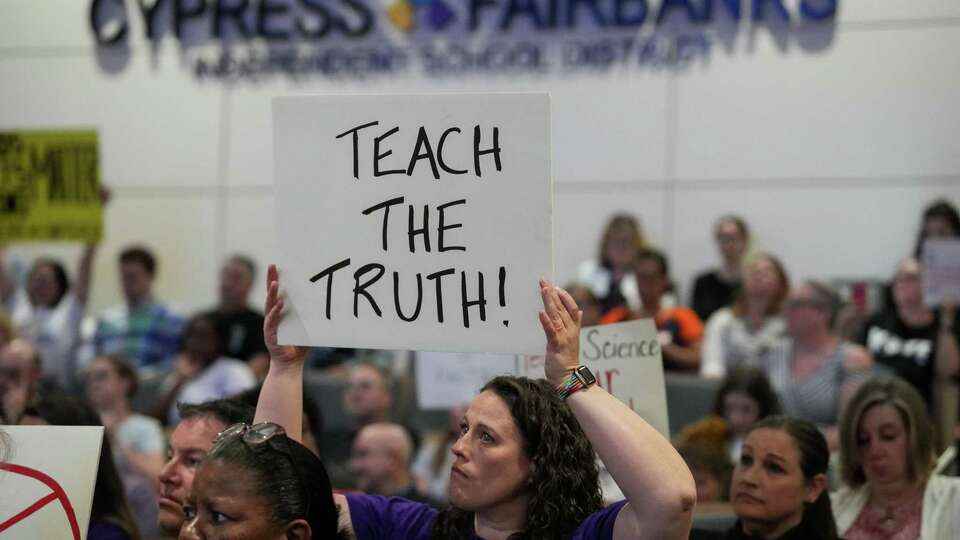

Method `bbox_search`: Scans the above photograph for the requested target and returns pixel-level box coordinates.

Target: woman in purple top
[256,265,697,540]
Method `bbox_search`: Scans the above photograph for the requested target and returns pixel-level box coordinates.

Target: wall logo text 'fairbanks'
[88,0,838,79]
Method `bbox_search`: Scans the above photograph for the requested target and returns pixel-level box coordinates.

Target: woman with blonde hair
[832,376,960,538]
[701,253,789,378]
[577,214,645,315]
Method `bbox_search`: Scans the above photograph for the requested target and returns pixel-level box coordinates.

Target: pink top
[843,496,923,540]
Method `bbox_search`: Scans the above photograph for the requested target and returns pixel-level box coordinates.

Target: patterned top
[701,308,785,378]
[762,338,869,426]
[843,495,923,540]
[94,300,185,371]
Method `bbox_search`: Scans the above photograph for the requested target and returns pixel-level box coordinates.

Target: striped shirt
[763,338,870,426]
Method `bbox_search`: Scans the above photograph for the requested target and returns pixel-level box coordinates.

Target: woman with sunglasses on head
[178,421,348,540]
[255,265,696,540]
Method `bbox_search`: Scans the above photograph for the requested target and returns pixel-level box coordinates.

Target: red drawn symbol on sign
[0,462,81,540]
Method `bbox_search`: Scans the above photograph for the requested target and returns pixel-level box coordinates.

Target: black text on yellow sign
[0,130,102,242]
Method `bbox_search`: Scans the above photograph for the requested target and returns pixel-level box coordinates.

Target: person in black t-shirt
[691,216,750,322]
[204,255,267,377]
[855,257,960,408]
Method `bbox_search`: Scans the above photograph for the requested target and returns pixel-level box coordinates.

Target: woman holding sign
[255,265,696,539]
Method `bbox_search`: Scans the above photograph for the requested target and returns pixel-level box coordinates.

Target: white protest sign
[922,238,960,307]
[0,426,103,540]
[415,352,519,409]
[517,319,669,437]
[274,93,552,354]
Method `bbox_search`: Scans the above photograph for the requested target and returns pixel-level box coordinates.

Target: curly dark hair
[431,376,603,539]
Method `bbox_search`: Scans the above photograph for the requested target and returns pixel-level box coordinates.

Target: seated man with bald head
[350,422,441,508]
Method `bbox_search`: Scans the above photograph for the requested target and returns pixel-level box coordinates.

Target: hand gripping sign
[273,93,552,354]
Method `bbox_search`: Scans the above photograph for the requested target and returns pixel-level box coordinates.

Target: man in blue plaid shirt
[94,246,184,371]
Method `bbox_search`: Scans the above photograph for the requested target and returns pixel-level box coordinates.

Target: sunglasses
[784,298,827,310]
[211,422,286,453]
[209,422,311,516]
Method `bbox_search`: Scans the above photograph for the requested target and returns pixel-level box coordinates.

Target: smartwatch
[556,366,597,401]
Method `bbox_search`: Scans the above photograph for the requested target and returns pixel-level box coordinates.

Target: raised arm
[74,187,109,306]
[254,265,356,535]
[936,301,960,378]
[74,243,97,306]
[0,246,15,306]
[539,281,696,540]
[254,264,306,440]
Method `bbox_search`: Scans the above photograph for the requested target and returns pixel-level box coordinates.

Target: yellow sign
[0,130,102,242]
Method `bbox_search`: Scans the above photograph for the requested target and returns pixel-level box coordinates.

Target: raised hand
[538,279,583,386]
[263,264,306,369]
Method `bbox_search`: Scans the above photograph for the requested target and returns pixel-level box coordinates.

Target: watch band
[556,366,596,401]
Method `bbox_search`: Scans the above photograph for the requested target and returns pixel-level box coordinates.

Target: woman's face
[857,403,910,487]
[603,230,636,271]
[184,319,221,363]
[784,284,827,337]
[692,467,725,504]
[84,358,126,408]
[716,221,747,264]
[743,258,780,300]
[27,263,61,307]
[923,215,958,240]
[724,391,761,436]
[179,460,296,540]
[449,390,531,513]
[891,259,923,309]
[731,429,820,529]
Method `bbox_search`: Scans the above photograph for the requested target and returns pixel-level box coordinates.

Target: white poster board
[274,93,552,354]
[922,238,960,307]
[415,352,519,409]
[0,426,103,540]
[517,319,670,437]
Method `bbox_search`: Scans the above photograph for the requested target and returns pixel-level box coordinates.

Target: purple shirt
[346,493,627,540]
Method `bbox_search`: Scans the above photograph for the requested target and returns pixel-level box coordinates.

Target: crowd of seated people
[0,197,959,540]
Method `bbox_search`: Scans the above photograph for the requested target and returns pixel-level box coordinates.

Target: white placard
[0,426,104,540]
[274,93,552,354]
[415,352,519,409]
[923,238,960,307]
[517,319,669,437]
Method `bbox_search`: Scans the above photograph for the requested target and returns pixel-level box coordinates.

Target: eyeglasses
[209,422,311,516]
[784,298,826,310]
[210,422,286,455]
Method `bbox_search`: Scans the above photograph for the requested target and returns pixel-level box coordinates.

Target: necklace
[870,488,923,532]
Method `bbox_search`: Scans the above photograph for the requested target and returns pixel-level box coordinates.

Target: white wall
[2,0,959,320]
